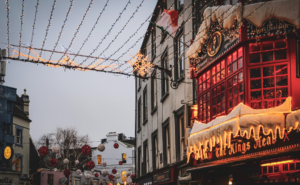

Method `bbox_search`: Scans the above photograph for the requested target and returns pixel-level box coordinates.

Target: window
[143,140,148,174]
[15,126,23,146]
[175,32,185,80]
[198,47,243,123]
[152,28,156,59]
[151,130,158,171]
[138,98,141,130]
[16,157,21,172]
[175,0,184,12]
[151,71,157,113]
[97,155,102,165]
[91,179,98,185]
[162,118,170,167]
[193,79,197,104]
[138,146,141,177]
[122,153,126,163]
[174,106,184,162]
[143,87,148,123]
[47,174,54,185]
[161,50,169,100]
[74,177,81,185]
[7,101,13,113]
[180,115,185,160]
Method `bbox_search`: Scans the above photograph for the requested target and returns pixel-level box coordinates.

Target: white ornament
[52,146,59,154]
[128,168,132,171]
[63,158,69,164]
[53,168,57,172]
[115,173,120,179]
[76,169,81,175]
[101,161,107,167]
[97,144,105,152]
[91,169,94,172]
[85,173,93,179]
[75,160,79,165]
[101,169,108,177]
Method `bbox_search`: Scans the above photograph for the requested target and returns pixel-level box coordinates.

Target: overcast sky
[0,0,156,146]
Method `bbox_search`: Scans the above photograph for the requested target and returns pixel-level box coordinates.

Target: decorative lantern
[64,169,71,176]
[131,174,135,179]
[101,161,107,167]
[87,161,95,169]
[75,160,79,165]
[81,145,91,155]
[38,146,49,157]
[76,169,82,175]
[98,144,105,152]
[101,170,108,177]
[95,173,99,177]
[52,146,59,154]
[63,158,69,164]
[115,173,120,179]
[109,174,114,180]
[112,169,117,174]
[113,143,119,149]
[122,171,127,182]
[119,161,123,165]
[49,158,58,166]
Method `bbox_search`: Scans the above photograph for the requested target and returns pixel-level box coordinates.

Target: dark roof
[119,139,136,147]
[13,104,31,122]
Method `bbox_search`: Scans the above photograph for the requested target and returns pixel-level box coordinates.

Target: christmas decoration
[127,172,131,177]
[101,170,108,177]
[87,161,95,169]
[101,161,107,167]
[128,168,132,171]
[52,146,59,154]
[131,174,135,179]
[95,173,99,177]
[63,158,69,164]
[60,177,67,184]
[91,169,94,172]
[115,173,120,179]
[109,174,114,180]
[85,173,93,179]
[64,169,71,176]
[128,52,153,77]
[38,146,49,157]
[76,169,82,175]
[75,160,79,165]
[119,161,123,165]
[81,145,91,155]
[155,9,179,37]
[49,158,58,166]
[98,144,105,152]
[53,168,57,172]
[113,143,119,149]
[112,169,117,174]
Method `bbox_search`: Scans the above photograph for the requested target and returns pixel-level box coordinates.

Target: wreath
[87,161,95,169]
[64,169,71,176]
[95,173,99,177]
[109,174,114,180]
[38,146,49,157]
[113,143,119,149]
[49,158,58,166]
[119,161,123,165]
[112,169,117,174]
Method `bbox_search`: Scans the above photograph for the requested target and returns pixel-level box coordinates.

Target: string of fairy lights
[39,0,57,58]
[18,0,25,57]
[27,0,40,58]
[48,0,74,62]
[5,0,10,56]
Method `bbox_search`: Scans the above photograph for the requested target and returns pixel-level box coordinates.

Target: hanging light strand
[28,0,40,58]
[39,0,57,58]
[56,0,94,63]
[6,0,10,56]
[71,0,110,62]
[18,0,25,57]
[81,0,132,66]
[48,0,74,62]
[87,0,147,68]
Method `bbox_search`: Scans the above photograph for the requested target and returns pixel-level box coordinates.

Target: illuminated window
[16,157,21,172]
[283,164,288,171]
[296,162,300,170]
[74,177,80,185]
[97,155,102,165]
[227,72,243,112]
[122,153,127,163]
[274,165,279,172]
[290,163,295,170]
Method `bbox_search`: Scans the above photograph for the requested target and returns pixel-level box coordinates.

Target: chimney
[21,89,30,117]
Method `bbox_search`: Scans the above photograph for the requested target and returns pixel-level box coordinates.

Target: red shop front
[186,0,300,184]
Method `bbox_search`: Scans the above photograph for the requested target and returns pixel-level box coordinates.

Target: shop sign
[153,170,170,184]
[4,146,12,160]
[0,177,13,184]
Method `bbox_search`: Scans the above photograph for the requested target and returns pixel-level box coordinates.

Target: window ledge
[151,107,157,115]
[160,93,169,103]
[15,143,23,147]
[137,127,141,133]
[143,119,148,125]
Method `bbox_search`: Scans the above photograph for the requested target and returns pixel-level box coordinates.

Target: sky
[0,0,157,146]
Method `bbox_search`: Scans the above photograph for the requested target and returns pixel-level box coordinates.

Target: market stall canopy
[187,0,300,65]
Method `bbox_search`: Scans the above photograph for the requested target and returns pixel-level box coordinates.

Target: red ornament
[113,143,119,149]
[109,174,114,180]
[112,169,117,174]
[94,173,99,177]
[49,158,58,166]
[119,161,123,165]
[81,145,91,155]
[64,169,71,176]
[38,146,49,157]
[87,161,95,169]
[131,174,135,179]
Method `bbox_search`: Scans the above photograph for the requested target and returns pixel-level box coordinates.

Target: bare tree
[36,127,90,171]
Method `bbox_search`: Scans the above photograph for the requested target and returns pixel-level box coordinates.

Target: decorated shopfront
[187,0,300,184]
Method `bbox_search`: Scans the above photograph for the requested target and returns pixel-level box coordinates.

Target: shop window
[227,48,243,75]
[97,155,102,165]
[249,40,287,64]
[212,83,225,118]
[262,166,267,174]
[228,72,243,112]
[212,60,225,85]
[283,164,289,171]
[274,165,279,173]
[268,166,273,173]
[249,64,288,109]
[296,162,300,170]
[290,163,295,170]
[48,174,54,185]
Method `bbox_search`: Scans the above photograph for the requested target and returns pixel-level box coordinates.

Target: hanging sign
[4,146,12,160]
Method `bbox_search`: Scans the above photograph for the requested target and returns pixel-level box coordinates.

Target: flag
[156,9,178,37]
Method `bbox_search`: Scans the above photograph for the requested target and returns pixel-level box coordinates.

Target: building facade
[186,0,300,184]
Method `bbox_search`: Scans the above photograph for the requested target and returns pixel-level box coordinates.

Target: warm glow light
[261,160,293,166]
[4,146,12,159]
[129,52,153,77]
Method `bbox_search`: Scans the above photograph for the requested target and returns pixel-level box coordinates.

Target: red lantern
[64,169,71,176]
[131,174,135,179]
[112,169,117,174]
[49,158,58,166]
[81,145,91,155]
[119,161,123,165]
[87,161,95,169]
[109,174,114,180]
[95,173,99,177]
[113,143,119,149]
[38,146,49,157]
